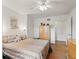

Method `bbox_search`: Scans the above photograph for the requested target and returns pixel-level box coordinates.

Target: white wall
[70,8,76,40]
[26,8,76,42]
[32,8,76,41]
[27,15,34,38]
[66,8,76,40]
[33,15,69,41]
[2,6,27,36]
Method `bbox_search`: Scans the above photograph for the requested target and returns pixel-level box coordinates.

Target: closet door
[51,27,55,44]
[45,25,49,40]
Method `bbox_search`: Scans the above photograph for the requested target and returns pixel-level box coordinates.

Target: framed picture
[10,17,18,29]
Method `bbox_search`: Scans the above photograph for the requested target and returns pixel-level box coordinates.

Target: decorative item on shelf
[41,23,43,26]
[43,23,45,26]
[47,23,49,26]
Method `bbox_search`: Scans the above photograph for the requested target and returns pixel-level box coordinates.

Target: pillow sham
[14,35,21,42]
[2,36,8,43]
[8,35,16,43]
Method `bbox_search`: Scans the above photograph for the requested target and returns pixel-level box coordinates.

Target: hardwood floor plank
[47,42,67,59]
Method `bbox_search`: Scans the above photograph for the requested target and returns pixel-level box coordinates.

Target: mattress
[3,39,49,59]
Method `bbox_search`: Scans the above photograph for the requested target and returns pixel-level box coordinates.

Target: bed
[3,39,49,59]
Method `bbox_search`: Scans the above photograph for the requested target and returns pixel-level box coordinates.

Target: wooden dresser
[67,39,76,59]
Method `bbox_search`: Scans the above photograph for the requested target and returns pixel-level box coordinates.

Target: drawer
[67,40,76,59]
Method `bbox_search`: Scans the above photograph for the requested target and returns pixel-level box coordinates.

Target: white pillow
[2,36,8,43]
[14,35,21,42]
[8,35,16,43]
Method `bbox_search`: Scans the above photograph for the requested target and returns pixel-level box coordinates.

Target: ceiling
[3,0,76,16]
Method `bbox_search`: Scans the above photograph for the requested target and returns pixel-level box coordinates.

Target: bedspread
[3,39,49,59]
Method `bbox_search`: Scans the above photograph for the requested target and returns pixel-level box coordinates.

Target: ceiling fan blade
[47,5,52,8]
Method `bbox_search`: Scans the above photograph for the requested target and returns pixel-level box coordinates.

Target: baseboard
[55,40,66,45]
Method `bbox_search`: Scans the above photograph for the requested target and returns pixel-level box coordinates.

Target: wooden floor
[47,41,67,59]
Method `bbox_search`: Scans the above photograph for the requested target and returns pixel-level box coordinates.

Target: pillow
[8,35,16,43]
[2,36,8,43]
[14,35,21,42]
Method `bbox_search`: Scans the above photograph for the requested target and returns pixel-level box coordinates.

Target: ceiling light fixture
[39,4,48,11]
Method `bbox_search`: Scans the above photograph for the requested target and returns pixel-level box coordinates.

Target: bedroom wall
[66,8,76,40]
[70,8,76,40]
[33,15,69,41]
[26,8,76,42]
[2,6,27,36]
[27,15,34,38]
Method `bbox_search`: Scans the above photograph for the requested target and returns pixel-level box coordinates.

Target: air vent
[47,18,51,21]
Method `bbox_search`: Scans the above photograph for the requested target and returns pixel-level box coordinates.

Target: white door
[51,27,55,44]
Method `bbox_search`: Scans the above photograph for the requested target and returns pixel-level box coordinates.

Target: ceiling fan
[30,0,63,11]
[34,0,52,11]
[38,0,53,11]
